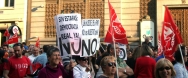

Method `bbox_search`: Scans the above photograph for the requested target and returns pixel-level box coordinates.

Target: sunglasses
[80,58,88,61]
[158,67,171,71]
[107,62,116,67]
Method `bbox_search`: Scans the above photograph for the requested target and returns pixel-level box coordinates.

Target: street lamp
[31,5,44,12]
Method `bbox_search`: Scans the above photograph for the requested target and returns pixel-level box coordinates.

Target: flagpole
[112,35,119,78]
[178,44,186,69]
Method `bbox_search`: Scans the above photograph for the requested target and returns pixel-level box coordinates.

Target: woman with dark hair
[73,56,91,78]
[173,46,188,78]
[134,45,156,78]
[38,47,76,78]
[0,50,8,77]
[126,46,142,78]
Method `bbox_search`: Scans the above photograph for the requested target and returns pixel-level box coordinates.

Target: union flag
[161,6,183,61]
[104,0,128,44]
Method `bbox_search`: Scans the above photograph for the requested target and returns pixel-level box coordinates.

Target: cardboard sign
[81,19,100,56]
[81,38,100,56]
[55,14,82,56]
[118,44,127,60]
[82,19,100,38]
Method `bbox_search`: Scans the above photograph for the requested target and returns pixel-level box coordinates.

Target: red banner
[3,26,10,37]
[161,6,183,61]
[104,0,128,44]
[5,33,18,44]
[35,37,40,48]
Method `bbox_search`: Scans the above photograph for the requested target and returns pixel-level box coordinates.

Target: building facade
[0,0,27,46]
[27,0,188,47]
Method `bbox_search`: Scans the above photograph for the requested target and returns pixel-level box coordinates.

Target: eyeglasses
[107,62,116,67]
[158,67,171,71]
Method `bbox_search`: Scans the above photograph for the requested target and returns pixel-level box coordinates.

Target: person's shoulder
[22,56,30,59]
[38,67,47,76]
[8,56,16,60]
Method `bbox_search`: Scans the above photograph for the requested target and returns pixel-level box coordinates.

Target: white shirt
[28,54,38,63]
[173,62,188,78]
[73,64,91,78]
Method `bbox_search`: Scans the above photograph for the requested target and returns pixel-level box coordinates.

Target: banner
[55,14,82,56]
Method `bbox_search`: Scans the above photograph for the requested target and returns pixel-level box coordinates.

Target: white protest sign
[82,19,100,38]
[118,44,127,60]
[81,38,100,57]
[81,19,100,57]
[55,14,82,56]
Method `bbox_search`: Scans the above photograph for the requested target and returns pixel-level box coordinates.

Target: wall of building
[0,0,25,43]
[104,0,140,46]
[157,0,188,32]
[29,0,48,46]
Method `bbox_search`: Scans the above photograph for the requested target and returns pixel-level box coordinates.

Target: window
[5,0,14,7]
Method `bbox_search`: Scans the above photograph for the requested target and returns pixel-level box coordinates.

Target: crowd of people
[0,37,187,78]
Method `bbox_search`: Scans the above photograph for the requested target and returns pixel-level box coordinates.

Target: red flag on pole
[3,26,10,37]
[5,33,19,44]
[35,37,40,48]
[161,6,183,60]
[104,0,128,44]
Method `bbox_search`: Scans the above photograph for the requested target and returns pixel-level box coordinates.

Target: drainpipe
[23,0,28,42]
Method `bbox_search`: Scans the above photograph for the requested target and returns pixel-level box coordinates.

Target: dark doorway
[169,8,188,46]
[0,30,7,46]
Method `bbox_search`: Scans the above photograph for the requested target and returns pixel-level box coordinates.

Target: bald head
[145,37,150,43]
[32,46,40,56]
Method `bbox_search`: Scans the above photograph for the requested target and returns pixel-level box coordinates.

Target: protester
[73,56,91,78]
[98,56,116,78]
[38,47,75,78]
[155,58,176,78]
[126,46,142,78]
[0,50,8,77]
[173,46,188,78]
[2,44,9,59]
[22,42,29,50]
[134,45,156,78]
[96,52,111,78]
[126,44,133,53]
[3,43,31,78]
[8,48,14,57]
[107,43,134,78]
[28,46,40,63]
[95,43,107,77]
[142,37,154,48]
[33,45,50,67]
[153,48,158,59]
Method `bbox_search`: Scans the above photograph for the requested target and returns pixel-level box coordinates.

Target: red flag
[5,33,19,44]
[157,32,163,56]
[35,37,40,48]
[3,26,10,37]
[104,0,128,44]
[161,6,183,60]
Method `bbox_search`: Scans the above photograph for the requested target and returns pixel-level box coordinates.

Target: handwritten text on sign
[82,19,100,38]
[58,37,100,57]
[55,14,82,56]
